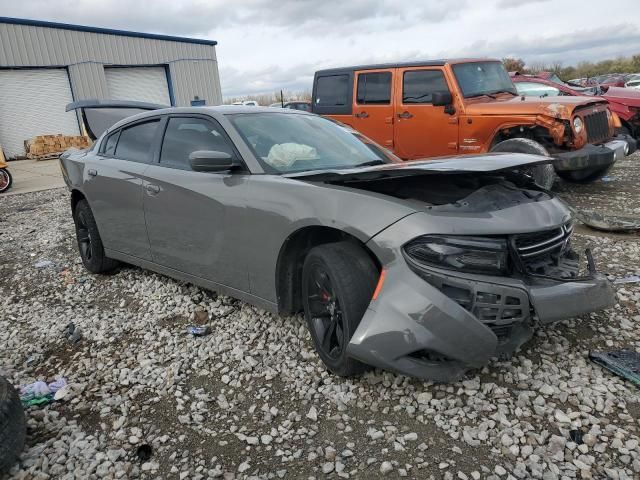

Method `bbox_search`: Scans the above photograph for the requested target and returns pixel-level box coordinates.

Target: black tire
[0,376,26,474]
[556,165,613,183]
[490,138,556,189]
[0,168,12,193]
[73,199,119,273]
[616,125,631,137]
[302,242,378,377]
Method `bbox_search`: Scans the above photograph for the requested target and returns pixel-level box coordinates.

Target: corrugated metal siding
[0,22,221,107]
[68,62,109,99]
[0,69,80,158]
[170,60,221,106]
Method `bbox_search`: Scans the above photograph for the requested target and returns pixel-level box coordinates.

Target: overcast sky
[2,0,640,97]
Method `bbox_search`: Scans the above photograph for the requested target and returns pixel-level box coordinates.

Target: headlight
[573,117,583,133]
[403,236,508,275]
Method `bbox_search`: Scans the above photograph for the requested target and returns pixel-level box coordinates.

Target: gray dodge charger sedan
[60,102,615,382]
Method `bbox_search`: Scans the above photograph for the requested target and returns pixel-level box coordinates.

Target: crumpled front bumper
[346,257,615,382]
[553,135,637,172]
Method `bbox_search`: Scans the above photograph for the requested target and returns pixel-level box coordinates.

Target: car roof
[106,105,313,134]
[314,58,499,75]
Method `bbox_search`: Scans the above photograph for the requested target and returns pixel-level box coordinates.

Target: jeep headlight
[403,236,508,275]
[573,117,583,134]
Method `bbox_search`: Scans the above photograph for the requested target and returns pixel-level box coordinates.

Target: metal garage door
[105,67,171,106]
[0,69,80,159]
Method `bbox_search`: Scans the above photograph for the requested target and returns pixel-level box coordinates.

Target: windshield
[452,61,517,98]
[229,113,398,173]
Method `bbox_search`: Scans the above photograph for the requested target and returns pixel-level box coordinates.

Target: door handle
[145,184,160,194]
[87,169,97,177]
[354,111,369,119]
[397,111,413,119]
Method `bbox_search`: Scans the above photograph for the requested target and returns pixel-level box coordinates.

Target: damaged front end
[338,171,616,381]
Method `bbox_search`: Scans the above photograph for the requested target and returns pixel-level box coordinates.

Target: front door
[82,119,161,260]
[351,69,395,149]
[143,115,250,291]
[393,67,459,159]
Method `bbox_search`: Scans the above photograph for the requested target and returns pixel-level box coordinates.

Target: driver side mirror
[431,91,453,107]
[189,150,240,172]
[432,91,455,115]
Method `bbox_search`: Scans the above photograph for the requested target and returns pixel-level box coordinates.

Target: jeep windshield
[229,112,398,174]
[453,61,518,99]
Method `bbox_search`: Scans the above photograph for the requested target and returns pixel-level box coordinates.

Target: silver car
[60,102,615,382]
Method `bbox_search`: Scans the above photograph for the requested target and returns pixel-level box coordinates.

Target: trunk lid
[65,100,167,140]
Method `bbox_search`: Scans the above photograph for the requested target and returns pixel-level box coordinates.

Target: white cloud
[1,0,639,97]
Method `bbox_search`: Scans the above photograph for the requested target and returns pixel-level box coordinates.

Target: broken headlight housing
[404,235,508,275]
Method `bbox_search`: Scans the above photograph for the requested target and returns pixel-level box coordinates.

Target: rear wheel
[490,138,556,189]
[0,169,12,193]
[0,376,25,474]
[302,242,378,377]
[73,199,119,273]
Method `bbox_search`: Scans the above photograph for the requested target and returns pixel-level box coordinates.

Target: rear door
[143,115,250,291]
[82,118,161,260]
[393,67,459,159]
[351,69,395,148]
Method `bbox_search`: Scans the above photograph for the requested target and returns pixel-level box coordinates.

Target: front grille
[514,222,572,259]
[584,110,609,143]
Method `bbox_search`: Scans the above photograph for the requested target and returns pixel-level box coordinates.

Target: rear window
[114,120,160,163]
[357,72,392,104]
[403,70,449,104]
[315,75,349,107]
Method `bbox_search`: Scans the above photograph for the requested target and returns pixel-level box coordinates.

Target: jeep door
[142,115,250,291]
[81,118,161,260]
[351,69,395,149]
[393,67,459,159]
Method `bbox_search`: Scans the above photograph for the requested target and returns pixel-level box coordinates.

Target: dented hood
[464,95,607,118]
[285,152,553,182]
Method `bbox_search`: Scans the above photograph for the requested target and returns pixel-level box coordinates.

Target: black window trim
[156,113,248,173]
[311,72,354,116]
[356,70,392,106]
[401,68,450,106]
[99,116,163,163]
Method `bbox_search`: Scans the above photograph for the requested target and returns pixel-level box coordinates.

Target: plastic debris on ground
[589,350,640,387]
[34,259,55,268]
[613,275,640,285]
[63,322,82,343]
[601,176,616,182]
[575,209,640,232]
[187,325,211,336]
[20,378,67,406]
[569,429,584,444]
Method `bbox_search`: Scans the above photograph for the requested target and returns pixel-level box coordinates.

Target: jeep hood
[465,95,607,118]
[285,152,552,182]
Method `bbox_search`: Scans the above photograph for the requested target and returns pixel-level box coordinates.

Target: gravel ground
[1,154,640,480]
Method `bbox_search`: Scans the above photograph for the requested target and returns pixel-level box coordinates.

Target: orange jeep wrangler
[312,59,635,188]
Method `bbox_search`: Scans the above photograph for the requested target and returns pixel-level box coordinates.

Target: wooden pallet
[27,153,61,161]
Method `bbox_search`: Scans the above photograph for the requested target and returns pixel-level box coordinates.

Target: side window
[101,131,119,156]
[315,75,349,107]
[160,117,235,170]
[114,120,160,163]
[403,70,449,104]
[356,72,392,104]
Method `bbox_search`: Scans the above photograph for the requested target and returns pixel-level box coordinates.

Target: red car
[511,73,640,138]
